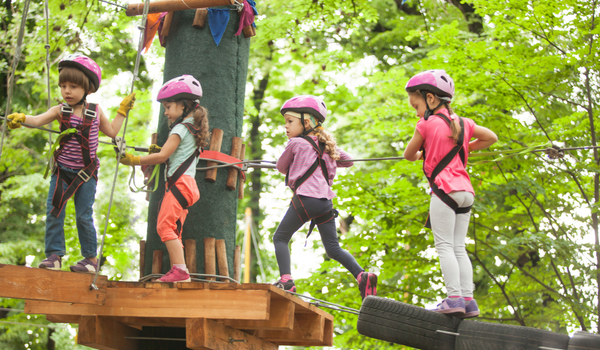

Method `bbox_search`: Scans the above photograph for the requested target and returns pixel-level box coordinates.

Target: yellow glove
[7,113,26,129]
[117,92,136,116]
[119,152,141,166]
[148,144,162,154]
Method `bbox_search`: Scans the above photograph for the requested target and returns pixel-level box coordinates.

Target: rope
[0,0,32,161]
[98,0,128,10]
[91,0,151,290]
[286,291,360,315]
[0,321,70,329]
[44,0,52,147]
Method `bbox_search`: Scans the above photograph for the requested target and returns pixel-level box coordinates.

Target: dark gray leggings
[273,196,364,278]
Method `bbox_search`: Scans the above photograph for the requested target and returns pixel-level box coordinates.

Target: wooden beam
[204,128,224,182]
[185,239,197,274]
[78,316,141,350]
[126,0,234,16]
[117,316,186,328]
[242,25,256,38]
[0,264,107,305]
[204,237,216,281]
[223,298,294,331]
[192,9,208,29]
[225,137,242,190]
[186,318,278,350]
[161,12,174,37]
[215,239,229,282]
[237,144,246,199]
[256,313,324,343]
[139,240,145,280]
[152,250,163,278]
[25,289,270,320]
[46,314,80,324]
[233,245,241,282]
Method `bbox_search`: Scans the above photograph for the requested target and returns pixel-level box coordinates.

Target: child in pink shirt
[404,70,497,318]
[272,95,377,300]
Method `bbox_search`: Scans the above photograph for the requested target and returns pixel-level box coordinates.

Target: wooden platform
[1,265,333,349]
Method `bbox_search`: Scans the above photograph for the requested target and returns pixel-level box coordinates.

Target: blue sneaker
[429,297,466,315]
[459,299,480,318]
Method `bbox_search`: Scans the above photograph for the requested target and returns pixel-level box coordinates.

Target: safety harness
[286,136,338,244]
[49,103,99,217]
[422,113,471,228]
[163,122,202,235]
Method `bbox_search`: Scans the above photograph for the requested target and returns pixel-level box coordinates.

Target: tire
[357,296,462,350]
[455,320,570,350]
[568,331,600,350]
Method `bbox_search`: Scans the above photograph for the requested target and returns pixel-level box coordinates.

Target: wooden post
[238,144,246,199]
[203,237,216,281]
[186,318,278,350]
[78,316,140,350]
[192,9,208,29]
[204,128,223,182]
[139,240,146,280]
[226,137,242,190]
[152,250,163,281]
[184,239,197,274]
[233,245,241,282]
[126,0,234,16]
[243,25,256,38]
[161,12,174,37]
[215,239,229,282]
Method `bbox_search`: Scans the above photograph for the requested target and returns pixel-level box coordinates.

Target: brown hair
[409,91,460,144]
[180,100,209,149]
[307,120,340,160]
[58,67,91,93]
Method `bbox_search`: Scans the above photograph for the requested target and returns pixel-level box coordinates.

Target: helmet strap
[300,113,319,137]
[421,91,445,120]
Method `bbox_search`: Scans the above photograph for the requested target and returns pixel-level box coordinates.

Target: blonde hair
[307,119,340,160]
[409,91,460,144]
[180,100,210,149]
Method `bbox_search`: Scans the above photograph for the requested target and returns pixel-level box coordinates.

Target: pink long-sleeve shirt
[277,136,354,200]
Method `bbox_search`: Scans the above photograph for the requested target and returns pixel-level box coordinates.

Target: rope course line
[0,321,70,329]
[98,0,129,10]
[44,0,52,146]
[286,291,360,315]
[0,0,32,160]
[91,0,151,290]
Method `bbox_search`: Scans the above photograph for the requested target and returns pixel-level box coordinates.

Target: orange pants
[157,175,200,246]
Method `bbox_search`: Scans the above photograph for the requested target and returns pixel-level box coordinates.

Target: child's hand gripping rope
[6,113,26,129]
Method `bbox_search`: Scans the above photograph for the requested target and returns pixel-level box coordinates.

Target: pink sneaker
[157,266,191,283]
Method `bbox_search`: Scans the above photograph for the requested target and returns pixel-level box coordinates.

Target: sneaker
[157,266,191,283]
[458,299,480,318]
[429,297,466,315]
[69,258,98,273]
[358,271,378,300]
[38,254,62,270]
[273,279,297,292]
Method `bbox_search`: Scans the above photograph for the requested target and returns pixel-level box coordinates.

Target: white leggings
[430,191,475,298]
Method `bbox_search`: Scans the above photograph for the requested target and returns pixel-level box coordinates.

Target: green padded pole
[144,8,250,279]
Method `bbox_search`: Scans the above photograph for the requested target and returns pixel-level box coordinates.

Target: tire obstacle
[358,296,600,350]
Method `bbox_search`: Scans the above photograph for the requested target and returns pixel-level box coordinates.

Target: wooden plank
[223,298,294,331]
[0,264,107,305]
[270,318,333,346]
[225,137,242,190]
[116,316,186,328]
[256,313,324,342]
[185,239,197,274]
[242,25,256,38]
[204,237,216,281]
[192,8,208,29]
[237,144,246,199]
[25,289,270,320]
[161,12,174,37]
[215,239,229,282]
[46,314,80,324]
[78,316,141,350]
[186,318,278,350]
[204,128,224,182]
[126,0,234,16]
[152,250,163,279]
[322,318,334,346]
[176,282,205,290]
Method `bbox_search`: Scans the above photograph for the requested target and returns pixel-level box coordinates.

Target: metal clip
[233,0,244,11]
[61,105,73,114]
[113,136,127,158]
[78,169,92,183]
[229,337,246,344]
[84,108,97,119]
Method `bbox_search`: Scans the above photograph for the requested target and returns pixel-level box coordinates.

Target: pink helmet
[405,70,454,99]
[280,95,328,122]
[157,75,203,102]
[58,54,102,92]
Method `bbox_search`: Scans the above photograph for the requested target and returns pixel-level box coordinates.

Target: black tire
[357,296,462,350]
[456,320,570,350]
[568,331,600,350]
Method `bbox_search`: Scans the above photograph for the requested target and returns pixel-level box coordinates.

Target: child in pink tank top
[403,70,497,318]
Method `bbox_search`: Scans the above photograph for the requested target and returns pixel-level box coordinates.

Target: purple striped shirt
[56,105,100,169]
[276,136,353,200]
